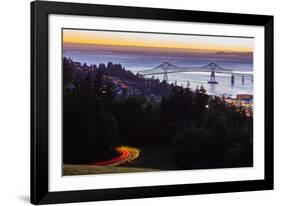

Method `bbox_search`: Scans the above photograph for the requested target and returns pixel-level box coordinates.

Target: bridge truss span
[137,62,253,84]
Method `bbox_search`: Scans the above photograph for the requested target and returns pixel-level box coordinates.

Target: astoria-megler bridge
[137,62,253,84]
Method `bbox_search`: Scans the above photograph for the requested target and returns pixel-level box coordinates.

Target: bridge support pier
[163,71,168,82]
[231,73,235,85]
[208,71,218,84]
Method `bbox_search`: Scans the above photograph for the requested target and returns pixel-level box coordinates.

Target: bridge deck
[138,69,253,76]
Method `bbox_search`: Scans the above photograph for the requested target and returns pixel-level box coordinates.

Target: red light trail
[87,146,140,167]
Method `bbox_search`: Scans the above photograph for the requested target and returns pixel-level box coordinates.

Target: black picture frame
[31,0,274,204]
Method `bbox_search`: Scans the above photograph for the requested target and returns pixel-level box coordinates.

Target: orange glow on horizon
[63,30,253,53]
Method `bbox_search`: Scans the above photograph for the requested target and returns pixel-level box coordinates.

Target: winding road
[88,146,140,167]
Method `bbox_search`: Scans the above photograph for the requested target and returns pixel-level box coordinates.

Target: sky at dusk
[63,29,253,54]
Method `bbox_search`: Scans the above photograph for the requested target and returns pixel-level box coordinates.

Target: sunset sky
[63,29,253,53]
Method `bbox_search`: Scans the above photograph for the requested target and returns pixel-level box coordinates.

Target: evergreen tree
[94,68,103,98]
[63,57,74,87]
[84,72,94,96]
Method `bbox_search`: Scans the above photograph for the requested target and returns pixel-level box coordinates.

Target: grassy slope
[124,146,178,170]
[64,146,178,176]
[63,164,158,176]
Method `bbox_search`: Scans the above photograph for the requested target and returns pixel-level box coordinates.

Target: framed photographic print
[31,0,274,204]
